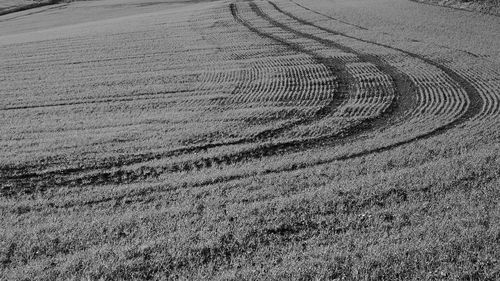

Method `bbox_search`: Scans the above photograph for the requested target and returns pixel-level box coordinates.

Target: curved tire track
[0,0,486,196]
[174,0,485,188]
[268,0,481,127]
[1,1,396,196]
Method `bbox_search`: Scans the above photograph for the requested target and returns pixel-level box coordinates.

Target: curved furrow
[266,0,483,136]
[0,5,338,194]
[1,1,387,195]
[244,0,414,124]
[403,68,468,125]
[447,65,500,123]
[268,0,483,126]
[232,58,332,105]
[5,0,490,194]
[340,62,395,119]
[215,55,335,128]
[132,0,485,189]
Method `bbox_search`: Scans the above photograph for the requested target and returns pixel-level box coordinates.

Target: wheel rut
[0,0,488,196]
[172,0,484,189]
[1,0,397,195]
[268,0,482,128]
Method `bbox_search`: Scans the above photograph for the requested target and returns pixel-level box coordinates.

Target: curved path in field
[0,0,499,195]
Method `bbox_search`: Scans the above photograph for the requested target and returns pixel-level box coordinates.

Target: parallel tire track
[269,0,482,124]
[0,0,487,196]
[1,1,394,195]
[178,0,483,188]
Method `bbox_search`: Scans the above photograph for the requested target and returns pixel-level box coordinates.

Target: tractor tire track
[1,1,390,196]
[245,1,414,126]
[268,0,481,129]
[0,0,403,194]
[179,0,484,188]
[1,0,485,195]
[1,8,337,190]
[53,0,479,192]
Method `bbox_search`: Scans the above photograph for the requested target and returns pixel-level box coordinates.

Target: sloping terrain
[1,0,499,279]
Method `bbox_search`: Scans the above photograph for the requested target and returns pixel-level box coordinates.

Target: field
[1,0,499,279]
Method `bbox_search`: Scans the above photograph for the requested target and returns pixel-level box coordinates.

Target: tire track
[175,0,483,188]
[52,0,479,192]
[1,1,390,196]
[1,1,397,193]
[1,0,485,195]
[238,1,402,128]
[267,0,481,127]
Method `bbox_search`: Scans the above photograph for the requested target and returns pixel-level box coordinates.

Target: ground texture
[412,0,500,15]
[1,0,499,280]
